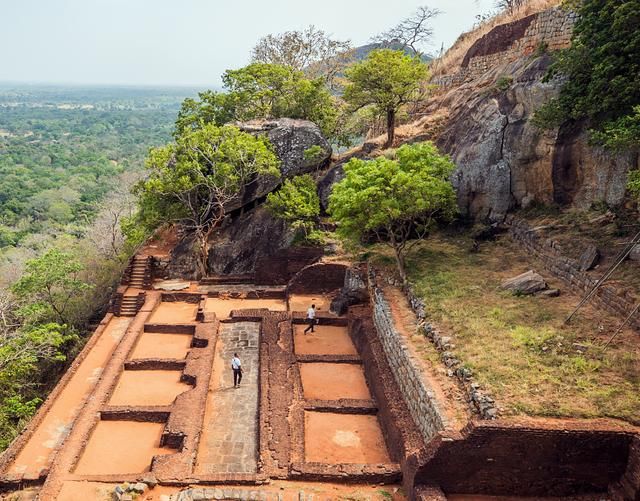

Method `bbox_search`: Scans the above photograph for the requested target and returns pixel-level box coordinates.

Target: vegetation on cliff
[131,124,279,275]
[265,174,321,242]
[535,0,640,146]
[175,63,348,146]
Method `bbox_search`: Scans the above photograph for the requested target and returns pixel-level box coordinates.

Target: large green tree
[11,249,92,326]
[535,0,640,144]
[343,49,428,148]
[133,124,280,275]
[329,142,457,283]
[175,63,345,144]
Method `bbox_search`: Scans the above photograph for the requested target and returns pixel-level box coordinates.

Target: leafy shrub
[266,174,321,239]
[495,75,514,92]
[535,0,640,147]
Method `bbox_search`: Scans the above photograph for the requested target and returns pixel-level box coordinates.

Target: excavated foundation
[0,260,637,501]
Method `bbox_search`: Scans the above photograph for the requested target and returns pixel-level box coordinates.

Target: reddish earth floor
[304,411,391,464]
[108,370,190,406]
[203,297,286,318]
[7,316,132,477]
[293,325,358,356]
[129,332,193,360]
[299,363,371,401]
[288,294,335,313]
[74,421,173,475]
[148,302,197,324]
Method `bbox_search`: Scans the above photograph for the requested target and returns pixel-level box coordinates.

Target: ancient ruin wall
[507,216,640,331]
[370,286,448,443]
[434,7,577,87]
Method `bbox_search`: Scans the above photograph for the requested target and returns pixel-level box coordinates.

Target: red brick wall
[287,262,347,294]
[415,422,633,497]
[254,247,323,285]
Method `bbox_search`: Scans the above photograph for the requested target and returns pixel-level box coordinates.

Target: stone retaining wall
[433,7,576,88]
[507,216,640,330]
[368,279,447,443]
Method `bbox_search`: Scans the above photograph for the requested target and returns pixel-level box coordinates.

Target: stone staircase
[110,291,146,317]
[119,294,143,317]
[124,255,153,289]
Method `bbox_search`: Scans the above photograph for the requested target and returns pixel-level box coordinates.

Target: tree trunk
[385,109,396,149]
[392,244,408,285]
[195,231,209,279]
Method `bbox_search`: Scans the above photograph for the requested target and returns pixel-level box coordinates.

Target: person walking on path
[303,304,316,334]
[231,353,243,387]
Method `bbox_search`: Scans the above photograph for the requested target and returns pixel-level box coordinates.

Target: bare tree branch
[372,6,442,57]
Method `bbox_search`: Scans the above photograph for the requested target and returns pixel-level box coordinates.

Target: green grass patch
[375,234,639,423]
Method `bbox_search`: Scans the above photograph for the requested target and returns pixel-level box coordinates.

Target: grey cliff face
[436,55,638,222]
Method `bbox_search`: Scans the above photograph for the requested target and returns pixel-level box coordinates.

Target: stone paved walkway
[196,322,260,474]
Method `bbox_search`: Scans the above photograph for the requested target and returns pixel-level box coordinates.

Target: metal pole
[602,303,640,351]
[565,230,640,324]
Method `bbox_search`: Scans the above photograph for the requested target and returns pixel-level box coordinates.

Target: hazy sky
[0,0,495,87]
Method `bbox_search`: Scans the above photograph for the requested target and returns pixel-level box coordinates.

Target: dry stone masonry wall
[434,7,576,88]
[507,216,640,331]
[368,279,448,443]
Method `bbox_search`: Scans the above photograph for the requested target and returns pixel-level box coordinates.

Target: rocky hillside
[343,7,639,222]
[427,7,637,221]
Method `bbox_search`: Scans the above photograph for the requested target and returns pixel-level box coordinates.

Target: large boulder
[207,206,290,275]
[578,244,600,271]
[230,118,332,211]
[501,270,548,295]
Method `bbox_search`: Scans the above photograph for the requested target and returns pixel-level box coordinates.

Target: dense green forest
[0,85,194,447]
[0,85,195,260]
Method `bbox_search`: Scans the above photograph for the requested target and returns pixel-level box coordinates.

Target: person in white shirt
[231,353,243,387]
[303,304,316,334]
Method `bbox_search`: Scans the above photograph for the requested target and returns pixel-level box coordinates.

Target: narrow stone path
[196,322,260,474]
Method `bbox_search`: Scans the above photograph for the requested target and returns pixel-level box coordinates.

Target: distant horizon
[0,80,207,90]
[0,0,495,87]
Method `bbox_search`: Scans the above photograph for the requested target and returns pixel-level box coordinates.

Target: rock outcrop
[207,206,290,275]
[166,118,331,278]
[501,270,548,295]
[426,8,639,221]
[230,118,332,211]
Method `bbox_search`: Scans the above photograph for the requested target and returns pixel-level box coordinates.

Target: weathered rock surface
[501,270,547,295]
[231,118,332,211]
[318,161,346,212]
[433,54,638,221]
[578,244,600,271]
[207,206,290,275]
[427,10,639,221]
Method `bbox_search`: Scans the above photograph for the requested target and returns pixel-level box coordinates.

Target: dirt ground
[74,421,173,475]
[373,232,640,423]
[148,302,197,324]
[289,294,335,313]
[304,411,391,464]
[130,332,193,360]
[299,363,371,400]
[293,325,358,356]
[108,370,190,406]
